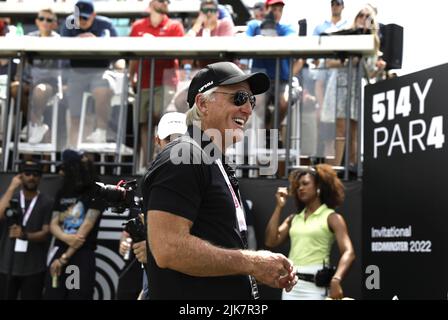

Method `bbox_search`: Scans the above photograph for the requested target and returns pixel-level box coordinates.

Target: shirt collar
[187,125,225,162]
[299,203,329,218]
[147,14,169,28]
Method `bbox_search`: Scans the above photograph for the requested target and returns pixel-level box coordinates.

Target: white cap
[156,112,187,140]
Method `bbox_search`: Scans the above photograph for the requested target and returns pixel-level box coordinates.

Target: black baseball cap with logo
[187,62,270,108]
[19,160,42,175]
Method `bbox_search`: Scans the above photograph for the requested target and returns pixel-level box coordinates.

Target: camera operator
[43,149,105,300]
[0,161,53,300]
[118,112,187,300]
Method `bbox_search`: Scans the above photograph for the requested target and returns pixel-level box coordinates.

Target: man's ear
[155,136,161,147]
[196,94,208,113]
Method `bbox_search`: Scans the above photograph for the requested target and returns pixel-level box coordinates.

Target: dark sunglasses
[37,16,55,23]
[23,171,41,177]
[215,91,256,110]
[79,15,91,21]
[357,13,371,19]
[201,8,218,14]
[157,0,171,4]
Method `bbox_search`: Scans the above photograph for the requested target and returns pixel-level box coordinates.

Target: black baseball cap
[20,160,42,175]
[62,149,82,165]
[187,62,270,108]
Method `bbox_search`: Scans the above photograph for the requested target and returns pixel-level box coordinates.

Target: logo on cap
[198,81,214,93]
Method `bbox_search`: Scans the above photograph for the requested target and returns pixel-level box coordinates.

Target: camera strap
[20,190,39,227]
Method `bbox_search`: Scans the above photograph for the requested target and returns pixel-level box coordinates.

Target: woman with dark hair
[44,150,104,300]
[265,164,355,300]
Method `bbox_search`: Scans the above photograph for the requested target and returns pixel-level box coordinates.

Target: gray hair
[185,87,217,126]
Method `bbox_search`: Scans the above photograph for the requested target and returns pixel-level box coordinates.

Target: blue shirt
[218,5,231,20]
[62,15,117,68]
[246,19,296,81]
[313,20,348,36]
[62,15,117,38]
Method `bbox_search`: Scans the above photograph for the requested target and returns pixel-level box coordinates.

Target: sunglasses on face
[357,13,371,19]
[201,8,218,14]
[37,16,55,23]
[23,171,41,177]
[215,91,256,110]
[157,0,171,4]
[79,15,91,21]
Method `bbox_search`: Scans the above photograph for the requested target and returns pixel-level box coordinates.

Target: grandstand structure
[0,35,374,179]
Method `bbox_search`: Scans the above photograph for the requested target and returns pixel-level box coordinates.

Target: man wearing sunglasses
[62,0,118,145]
[187,0,234,39]
[313,0,347,36]
[142,62,297,299]
[0,161,53,299]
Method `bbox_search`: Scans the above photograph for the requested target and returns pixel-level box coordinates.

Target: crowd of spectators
[0,0,389,171]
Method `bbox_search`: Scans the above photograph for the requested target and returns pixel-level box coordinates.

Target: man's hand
[64,234,85,249]
[119,237,132,257]
[9,224,24,239]
[132,241,147,264]
[248,250,298,290]
[77,32,96,38]
[9,175,23,191]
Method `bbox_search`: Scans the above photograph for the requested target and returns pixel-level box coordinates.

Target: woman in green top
[265,164,355,300]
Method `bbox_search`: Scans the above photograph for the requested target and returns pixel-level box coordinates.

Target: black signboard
[363,64,448,299]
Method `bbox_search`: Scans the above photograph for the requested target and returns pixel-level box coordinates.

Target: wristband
[332,276,342,282]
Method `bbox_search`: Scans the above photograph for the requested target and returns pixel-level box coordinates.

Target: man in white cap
[118,112,186,299]
[155,112,187,149]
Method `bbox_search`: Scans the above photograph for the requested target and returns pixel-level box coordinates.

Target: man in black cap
[0,161,53,299]
[62,0,118,145]
[142,62,297,300]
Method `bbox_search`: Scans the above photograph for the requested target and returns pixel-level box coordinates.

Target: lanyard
[215,159,259,299]
[20,190,39,227]
[215,159,247,232]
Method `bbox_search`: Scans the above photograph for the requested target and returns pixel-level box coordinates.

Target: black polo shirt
[0,193,53,276]
[142,128,252,300]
